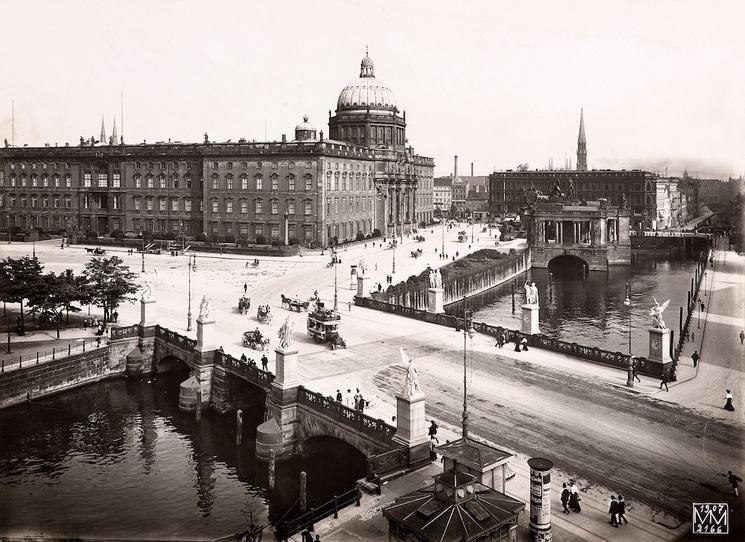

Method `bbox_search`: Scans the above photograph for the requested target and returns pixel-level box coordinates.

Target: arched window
[172,174,179,189]
[185,174,192,189]
[146,174,154,189]
[288,174,296,191]
[255,198,263,214]
[271,199,279,215]
[304,199,312,216]
[226,174,234,190]
[305,174,313,191]
[271,174,279,191]
[225,199,233,213]
[211,199,219,213]
[134,174,142,188]
[342,172,347,191]
[255,174,263,190]
[287,198,296,215]
[31,174,38,187]
[211,174,219,189]
[171,198,179,212]
[326,172,331,190]
[240,174,248,190]
[159,174,166,189]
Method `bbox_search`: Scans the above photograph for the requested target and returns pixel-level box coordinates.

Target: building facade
[433,176,452,214]
[0,52,434,246]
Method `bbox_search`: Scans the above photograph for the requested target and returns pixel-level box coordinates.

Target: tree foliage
[0,256,45,329]
[83,256,139,323]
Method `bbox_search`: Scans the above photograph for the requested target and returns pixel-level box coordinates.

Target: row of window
[324,172,373,192]
[2,173,73,188]
[325,161,374,172]
[6,162,71,170]
[135,161,193,170]
[2,194,73,208]
[133,197,196,213]
[134,173,193,189]
[209,198,314,216]
[210,160,313,170]
[325,196,374,215]
[209,222,316,241]
[210,173,314,192]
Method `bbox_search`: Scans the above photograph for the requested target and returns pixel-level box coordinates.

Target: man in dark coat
[609,495,619,527]
[560,483,571,514]
[618,495,628,524]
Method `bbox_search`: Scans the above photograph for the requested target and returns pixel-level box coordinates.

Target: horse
[280,294,291,308]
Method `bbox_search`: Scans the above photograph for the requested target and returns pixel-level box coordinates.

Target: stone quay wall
[0,347,121,409]
[371,249,530,310]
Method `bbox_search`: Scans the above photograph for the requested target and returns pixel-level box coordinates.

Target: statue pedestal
[357,275,372,298]
[140,298,157,327]
[427,287,444,314]
[521,304,540,335]
[393,391,429,465]
[648,328,672,377]
[196,318,216,352]
[274,347,300,389]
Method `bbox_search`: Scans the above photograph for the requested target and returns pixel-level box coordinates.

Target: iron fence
[276,486,361,540]
[1,338,104,374]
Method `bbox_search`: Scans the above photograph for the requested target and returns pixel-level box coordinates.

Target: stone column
[259,345,301,459]
[528,457,554,542]
[274,346,300,389]
[140,298,157,327]
[647,327,672,376]
[521,303,540,335]
[393,389,429,465]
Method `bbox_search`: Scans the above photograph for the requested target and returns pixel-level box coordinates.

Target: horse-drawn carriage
[256,305,273,323]
[238,296,251,315]
[281,294,310,312]
[307,304,346,349]
[410,248,423,258]
[242,330,270,350]
[86,247,106,255]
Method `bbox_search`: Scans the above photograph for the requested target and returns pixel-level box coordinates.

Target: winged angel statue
[649,297,670,329]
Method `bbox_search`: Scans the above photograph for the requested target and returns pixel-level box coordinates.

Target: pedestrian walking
[691,350,699,368]
[618,495,628,524]
[724,389,735,411]
[740,330,745,345]
[560,483,571,514]
[691,331,695,342]
[429,435,439,461]
[569,482,581,512]
[354,389,361,410]
[428,420,438,438]
[700,301,705,313]
[609,495,619,527]
[358,394,365,413]
[243,282,247,293]
[659,370,669,392]
[514,336,522,352]
[728,471,742,496]
[521,337,528,351]
[632,364,641,383]
[345,389,353,407]
[261,354,268,371]
[335,389,342,402]
[348,300,352,312]
[495,333,504,348]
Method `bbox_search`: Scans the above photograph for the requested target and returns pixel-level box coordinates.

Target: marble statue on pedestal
[198,295,212,321]
[278,316,295,349]
[400,347,421,396]
[649,297,670,329]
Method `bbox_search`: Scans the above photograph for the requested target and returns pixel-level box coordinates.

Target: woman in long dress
[724,389,735,411]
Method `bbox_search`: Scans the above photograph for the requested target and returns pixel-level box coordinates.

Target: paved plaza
[1,229,744,540]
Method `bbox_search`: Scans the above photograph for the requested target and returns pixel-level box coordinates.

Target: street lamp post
[187,255,193,331]
[624,282,633,388]
[32,241,36,259]
[333,250,338,312]
[141,237,145,273]
[703,271,707,296]
[441,220,445,255]
[461,297,476,439]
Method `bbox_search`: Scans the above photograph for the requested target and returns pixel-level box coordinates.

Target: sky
[1,0,743,179]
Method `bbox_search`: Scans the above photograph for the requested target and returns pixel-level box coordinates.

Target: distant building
[452,175,488,214]
[433,176,452,214]
[0,51,435,245]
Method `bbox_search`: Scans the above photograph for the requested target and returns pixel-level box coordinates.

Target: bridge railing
[215,351,275,389]
[156,325,197,351]
[1,338,104,374]
[366,446,409,482]
[275,486,361,540]
[110,324,140,340]
[297,386,396,444]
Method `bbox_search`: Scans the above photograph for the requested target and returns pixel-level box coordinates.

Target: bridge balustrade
[215,351,275,389]
[155,325,197,351]
[110,324,140,340]
[297,386,396,444]
[366,446,409,481]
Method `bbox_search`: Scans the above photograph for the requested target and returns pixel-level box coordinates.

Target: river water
[0,370,365,540]
[447,255,703,357]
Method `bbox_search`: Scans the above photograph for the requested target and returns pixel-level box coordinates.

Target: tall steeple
[576,108,587,171]
[100,115,106,144]
[112,117,118,144]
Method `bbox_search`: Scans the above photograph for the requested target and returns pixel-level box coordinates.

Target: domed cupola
[336,49,397,113]
[294,115,317,141]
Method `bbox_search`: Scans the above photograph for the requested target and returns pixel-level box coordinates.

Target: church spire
[576,108,587,171]
[100,115,106,144]
[112,117,118,144]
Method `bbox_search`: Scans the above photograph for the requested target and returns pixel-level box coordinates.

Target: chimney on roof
[454,155,458,181]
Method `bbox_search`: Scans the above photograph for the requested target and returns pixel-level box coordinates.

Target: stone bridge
[108,319,415,467]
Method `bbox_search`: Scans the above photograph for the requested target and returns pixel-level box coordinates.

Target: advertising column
[528,457,554,542]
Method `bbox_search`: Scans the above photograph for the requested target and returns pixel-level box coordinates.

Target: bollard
[83,341,86,352]
[300,471,307,513]
[268,449,276,490]
[68,344,71,356]
[511,282,515,315]
[687,291,691,309]
[308,507,315,532]
[52,347,55,360]
[1,359,3,373]
[195,387,202,422]
[236,409,243,445]
[36,352,39,364]
[333,495,338,519]
[19,355,22,368]
[356,486,361,506]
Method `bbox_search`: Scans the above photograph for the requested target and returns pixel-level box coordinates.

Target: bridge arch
[547,254,589,277]
[299,435,367,474]
[297,411,390,458]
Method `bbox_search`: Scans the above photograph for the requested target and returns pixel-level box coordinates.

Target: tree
[26,272,74,339]
[0,256,44,334]
[83,256,139,324]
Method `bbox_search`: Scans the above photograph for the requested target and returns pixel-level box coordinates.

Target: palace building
[0,52,434,246]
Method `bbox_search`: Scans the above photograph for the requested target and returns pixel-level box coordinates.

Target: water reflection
[448,256,700,356]
[0,371,365,539]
